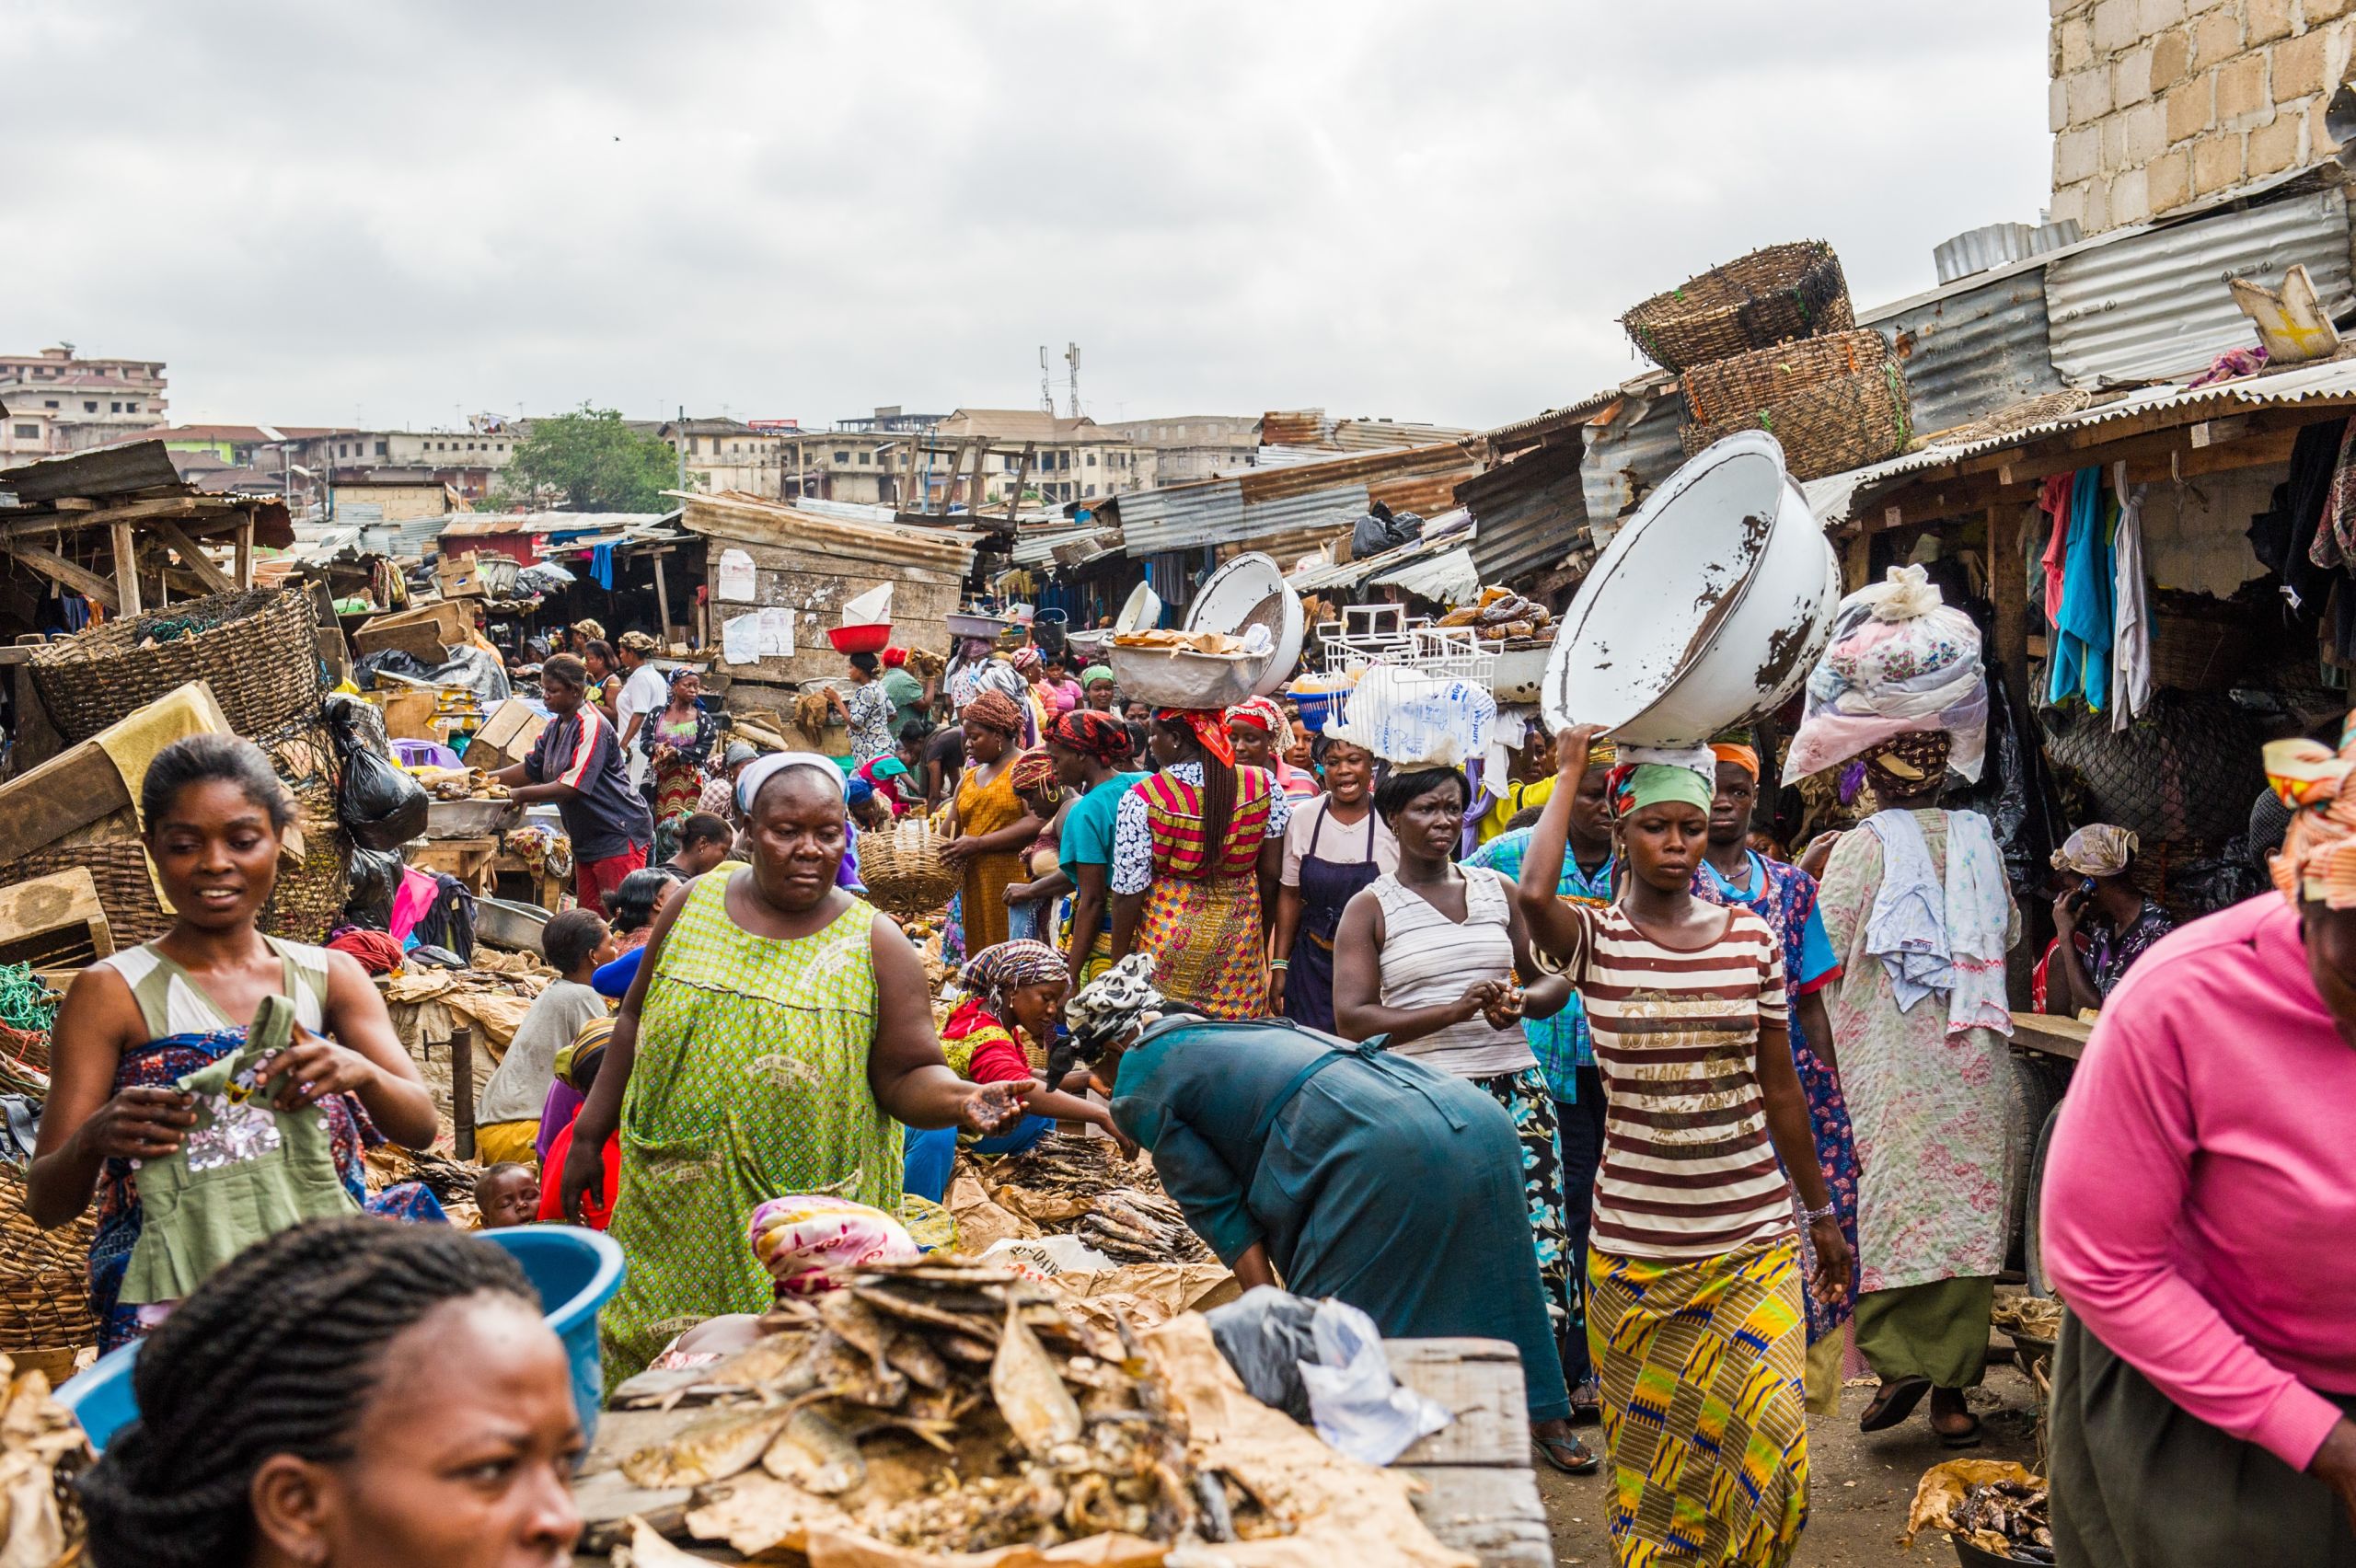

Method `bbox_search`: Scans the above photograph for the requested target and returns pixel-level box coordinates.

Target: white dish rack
[1302,605,1496,732]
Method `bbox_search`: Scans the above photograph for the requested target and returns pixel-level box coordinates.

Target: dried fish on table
[760,1407,866,1495]
[621,1405,792,1489]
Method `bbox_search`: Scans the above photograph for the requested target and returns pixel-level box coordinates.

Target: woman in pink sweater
[2040,728,2356,1563]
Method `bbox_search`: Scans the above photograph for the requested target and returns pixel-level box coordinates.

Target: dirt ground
[1536,1364,2042,1565]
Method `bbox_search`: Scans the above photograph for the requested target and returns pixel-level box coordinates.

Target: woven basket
[2148,609,2254,691]
[29,586,324,744]
[1679,362,1912,481]
[0,1163,95,1356]
[1622,241,1854,374]
[0,839,168,947]
[1678,329,1892,428]
[859,821,963,918]
[260,801,352,946]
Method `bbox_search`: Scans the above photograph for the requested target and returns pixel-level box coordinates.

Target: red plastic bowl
[828,623,892,654]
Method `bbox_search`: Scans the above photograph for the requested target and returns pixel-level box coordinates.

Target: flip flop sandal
[1571,1378,1604,1424]
[1536,1433,1600,1476]
[1936,1413,1985,1449]
[1858,1375,1933,1433]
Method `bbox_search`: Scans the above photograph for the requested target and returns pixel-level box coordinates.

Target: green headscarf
[1080,664,1115,689]
[1622,762,1715,814]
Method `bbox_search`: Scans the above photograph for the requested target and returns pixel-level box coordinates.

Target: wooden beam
[651,548,672,640]
[1987,502,2033,743]
[149,519,235,595]
[965,437,989,513]
[234,519,254,588]
[5,543,120,609]
[110,521,142,617]
[1005,443,1034,525]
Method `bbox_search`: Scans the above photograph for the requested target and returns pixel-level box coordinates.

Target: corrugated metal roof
[1287,510,1476,592]
[1115,479,1243,554]
[1933,219,2080,285]
[1871,268,2065,439]
[1372,544,1482,604]
[1804,352,2356,525]
[1256,409,1473,451]
[1579,376,1687,535]
[679,491,978,574]
[0,438,182,502]
[1457,435,1589,584]
[1010,524,1120,567]
[2045,188,2353,385]
[1239,485,1369,551]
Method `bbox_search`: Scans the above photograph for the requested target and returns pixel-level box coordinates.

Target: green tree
[494,406,682,513]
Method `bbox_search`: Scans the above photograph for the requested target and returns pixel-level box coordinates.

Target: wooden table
[575,1336,1548,1566]
[2010,1010,2095,1063]
[411,836,500,894]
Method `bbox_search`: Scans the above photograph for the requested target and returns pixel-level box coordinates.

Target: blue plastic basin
[57,1225,624,1454]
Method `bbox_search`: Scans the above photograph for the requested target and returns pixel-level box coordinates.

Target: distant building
[652,417,791,497]
[278,427,518,503]
[0,345,167,457]
[1103,414,1263,484]
[926,409,1158,508]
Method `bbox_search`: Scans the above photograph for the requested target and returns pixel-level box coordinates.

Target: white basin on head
[1115,581,1162,633]
[1542,431,1839,748]
[1184,552,1305,698]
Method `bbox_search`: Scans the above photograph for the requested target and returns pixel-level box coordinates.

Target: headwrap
[961,688,1025,737]
[553,1016,614,1090]
[1080,664,1115,690]
[1050,709,1134,767]
[572,617,606,644]
[973,661,1030,709]
[1710,741,1761,779]
[1067,952,1165,1052]
[666,666,700,692]
[1012,646,1044,675]
[2265,729,2356,906]
[1863,729,1954,785]
[722,741,759,769]
[846,777,877,809]
[736,752,848,814]
[2051,824,2138,879]
[881,646,908,669]
[1157,707,1235,767]
[1605,744,1716,817]
[1008,748,1058,796]
[1227,696,1288,742]
[959,939,1068,1015]
[618,630,659,655]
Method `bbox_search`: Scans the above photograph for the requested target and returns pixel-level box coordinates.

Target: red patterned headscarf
[1008,749,1058,796]
[1157,707,1234,767]
[1049,709,1134,767]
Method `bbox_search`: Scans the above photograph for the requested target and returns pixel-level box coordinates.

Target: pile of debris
[0,1353,92,1566]
[966,1133,1212,1266]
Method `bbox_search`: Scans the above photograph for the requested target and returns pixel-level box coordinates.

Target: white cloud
[0,1,2051,431]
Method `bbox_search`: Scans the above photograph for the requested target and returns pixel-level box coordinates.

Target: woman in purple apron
[1270,737,1395,1030]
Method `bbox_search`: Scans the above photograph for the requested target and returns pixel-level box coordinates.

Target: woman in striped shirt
[1517,727,1851,1568]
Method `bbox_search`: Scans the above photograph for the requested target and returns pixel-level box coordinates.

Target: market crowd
[38,594,2356,1568]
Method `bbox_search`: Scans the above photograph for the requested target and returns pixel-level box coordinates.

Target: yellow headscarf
[2265,725,2356,907]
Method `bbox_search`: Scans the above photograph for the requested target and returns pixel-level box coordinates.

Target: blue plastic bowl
[1289,687,1337,733]
[57,1225,624,1453]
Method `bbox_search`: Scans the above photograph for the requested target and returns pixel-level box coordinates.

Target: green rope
[0,963,59,1034]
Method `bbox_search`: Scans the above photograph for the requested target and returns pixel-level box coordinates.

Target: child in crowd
[471,908,615,1167]
[473,1163,541,1230]
[536,1019,619,1229]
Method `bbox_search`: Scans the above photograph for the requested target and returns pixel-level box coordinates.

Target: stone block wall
[2050,0,2352,232]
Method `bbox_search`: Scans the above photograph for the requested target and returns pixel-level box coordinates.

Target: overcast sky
[1,2,2051,433]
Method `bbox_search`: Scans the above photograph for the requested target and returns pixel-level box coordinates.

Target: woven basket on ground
[0,1163,95,1356]
[1679,362,1912,481]
[1677,329,1892,428]
[1622,241,1854,374]
[859,821,963,918]
[260,803,352,945]
[0,840,168,947]
[29,586,324,744]
[2148,609,2255,691]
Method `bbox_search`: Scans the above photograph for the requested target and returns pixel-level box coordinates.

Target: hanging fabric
[2108,461,2153,731]
[2038,473,2074,630]
[2048,467,2115,711]
[590,544,617,590]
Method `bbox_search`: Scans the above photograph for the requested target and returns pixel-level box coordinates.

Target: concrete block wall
[2050,0,2352,232]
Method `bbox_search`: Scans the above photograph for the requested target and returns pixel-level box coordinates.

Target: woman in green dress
[1067,955,1571,1428]
[559,753,1034,1385]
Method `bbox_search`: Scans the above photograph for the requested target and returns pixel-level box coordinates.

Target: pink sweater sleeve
[2040,995,2346,1470]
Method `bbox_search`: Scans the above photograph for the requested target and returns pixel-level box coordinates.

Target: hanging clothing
[2038,472,2075,628]
[951,761,1030,955]
[590,544,617,589]
[1277,798,1392,1032]
[2247,417,2348,617]
[1110,761,1288,1018]
[600,874,899,1387]
[2049,466,2116,709]
[1856,808,2013,1037]
[2111,461,2154,731]
[2310,420,2356,573]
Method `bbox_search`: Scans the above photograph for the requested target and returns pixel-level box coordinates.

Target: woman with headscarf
[1081,665,1119,713]
[558,752,1032,1385]
[2041,823,2173,1016]
[1228,696,1322,802]
[1813,727,2018,1446]
[637,667,720,860]
[614,631,670,790]
[938,689,1045,957]
[2038,729,2356,1565]
[1270,732,1394,1031]
[1691,734,1861,1413]
[1068,955,1576,1436]
[1108,709,1292,1018]
[829,651,899,765]
[1002,749,1069,944]
[1045,709,1149,991]
[1517,730,1852,1566]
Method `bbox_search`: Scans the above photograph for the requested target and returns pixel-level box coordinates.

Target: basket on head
[1679,362,1912,481]
[1622,241,1854,374]
[858,819,964,919]
[29,586,324,745]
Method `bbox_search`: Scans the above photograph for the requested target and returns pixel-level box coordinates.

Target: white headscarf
[1066,953,1165,1052]
[736,752,847,815]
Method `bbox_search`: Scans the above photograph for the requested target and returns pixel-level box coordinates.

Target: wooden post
[966,440,990,513]
[110,521,142,617]
[1840,531,1872,596]
[1987,502,2033,739]
[234,518,254,588]
[1006,443,1035,526]
[451,1023,476,1160]
[651,546,673,642]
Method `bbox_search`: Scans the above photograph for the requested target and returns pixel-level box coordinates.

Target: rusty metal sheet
[1115,479,1244,555]
[1865,269,2066,442]
[1459,436,1588,584]
[1579,380,1688,538]
[0,439,182,502]
[1259,410,1328,446]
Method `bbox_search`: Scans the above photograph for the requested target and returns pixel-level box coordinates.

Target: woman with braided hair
[80,1216,581,1568]
[1813,726,2020,1446]
[1107,709,1291,1018]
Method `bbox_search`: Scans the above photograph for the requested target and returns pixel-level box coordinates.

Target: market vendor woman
[487,652,654,917]
[1068,954,1574,1432]
[29,735,443,1351]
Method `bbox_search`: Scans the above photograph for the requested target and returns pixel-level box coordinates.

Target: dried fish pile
[1075,1189,1211,1267]
[975,1132,1212,1266]
[618,1257,1286,1556]
[1953,1478,2053,1562]
[1991,1295,2064,1340]
[0,1354,93,1565]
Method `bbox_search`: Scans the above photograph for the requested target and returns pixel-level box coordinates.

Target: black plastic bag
[352,648,432,691]
[325,693,429,850]
[1350,502,1424,560]
[1205,1286,1322,1422]
[341,847,405,929]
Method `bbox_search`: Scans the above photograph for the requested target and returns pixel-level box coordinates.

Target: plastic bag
[1298,1297,1451,1466]
[1207,1286,1322,1420]
[748,1194,919,1299]
[1783,564,1989,785]
[1325,664,1496,769]
[1351,503,1424,560]
[352,648,432,691]
[424,644,512,704]
[336,748,429,850]
[341,847,405,929]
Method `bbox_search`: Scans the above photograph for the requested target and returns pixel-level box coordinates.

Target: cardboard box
[353,601,471,664]
[435,551,489,600]
[462,698,549,770]
[379,688,438,741]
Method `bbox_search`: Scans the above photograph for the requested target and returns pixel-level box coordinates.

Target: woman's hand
[2309,1419,2356,1536]
[559,1125,606,1224]
[1554,722,1606,777]
[1003,883,1030,907]
[73,1086,195,1162]
[1266,965,1288,1012]
[958,1079,1035,1136]
[1452,980,1507,1026]
[1808,1215,1854,1308]
[262,1031,382,1112]
[1797,831,1842,880]
[2051,885,2085,938]
[1482,982,1526,1032]
[1091,1110,1139,1159]
[937,836,979,867]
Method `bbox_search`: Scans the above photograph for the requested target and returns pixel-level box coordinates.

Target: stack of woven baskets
[6,586,344,944]
[1621,241,1911,482]
[858,818,963,920]
[0,1024,94,1377]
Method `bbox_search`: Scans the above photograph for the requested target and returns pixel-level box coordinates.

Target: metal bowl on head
[1184,553,1304,698]
[1542,431,1839,747]
[1066,581,1161,661]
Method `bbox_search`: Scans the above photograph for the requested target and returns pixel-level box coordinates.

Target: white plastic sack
[1297,1297,1451,1467]
[1327,663,1496,769]
[1783,565,1988,786]
[842,582,894,625]
[978,1235,1115,1275]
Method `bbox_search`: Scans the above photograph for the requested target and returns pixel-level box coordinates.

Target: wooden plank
[5,542,120,610]
[149,519,235,595]
[1387,1338,1529,1468]
[2012,1011,2094,1061]
[0,739,127,863]
[0,867,112,970]
[1988,502,2032,748]
[110,520,142,617]
[234,519,254,589]
[652,547,672,640]
[1400,1465,1552,1568]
